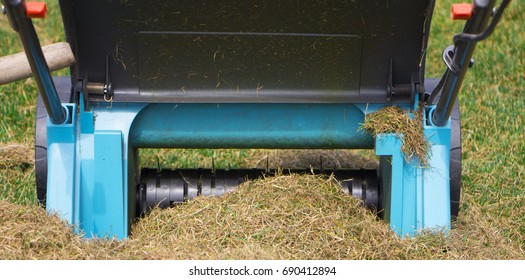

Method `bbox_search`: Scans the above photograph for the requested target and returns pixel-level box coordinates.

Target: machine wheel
[35,77,72,206]
[449,100,462,218]
[35,94,47,205]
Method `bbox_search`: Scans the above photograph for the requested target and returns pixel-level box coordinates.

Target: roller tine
[320,155,324,173]
[180,171,189,202]
[197,168,203,196]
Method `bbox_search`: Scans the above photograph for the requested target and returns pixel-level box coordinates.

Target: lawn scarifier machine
[1,0,509,238]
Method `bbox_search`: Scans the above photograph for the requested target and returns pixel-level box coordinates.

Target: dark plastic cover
[59,0,433,103]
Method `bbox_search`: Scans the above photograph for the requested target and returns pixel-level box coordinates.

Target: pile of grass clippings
[130,175,524,260]
[130,174,396,259]
[0,200,146,260]
[0,200,83,259]
[0,174,523,259]
[362,105,431,166]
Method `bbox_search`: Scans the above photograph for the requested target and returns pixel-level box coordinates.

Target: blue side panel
[77,102,144,238]
[92,131,125,238]
[375,135,406,233]
[375,106,452,237]
[47,142,76,221]
[46,97,143,239]
[79,134,94,235]
[46,105,77,226]
[423,107,452,229]
[77,131,126,238]
[423,145,450,228]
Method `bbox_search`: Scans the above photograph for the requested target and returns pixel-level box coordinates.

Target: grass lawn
[0,0,523,259]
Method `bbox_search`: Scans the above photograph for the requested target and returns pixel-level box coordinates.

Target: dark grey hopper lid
[59,0,433,103]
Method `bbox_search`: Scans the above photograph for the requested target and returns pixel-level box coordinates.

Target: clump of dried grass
[0,143,34,169]
[361,105,430,166]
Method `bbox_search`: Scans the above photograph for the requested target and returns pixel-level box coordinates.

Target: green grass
[0,0,524,257]
[0,1,65,204]
[0,1,65,143]
[446,1,525,246]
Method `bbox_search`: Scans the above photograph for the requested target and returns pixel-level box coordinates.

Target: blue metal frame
[46,96,452,239]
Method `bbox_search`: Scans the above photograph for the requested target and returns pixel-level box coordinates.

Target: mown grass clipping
[361,105,431,166]
[1,172,523,259]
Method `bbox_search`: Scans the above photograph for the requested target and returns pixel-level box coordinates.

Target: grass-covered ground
[0,0,523,259]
